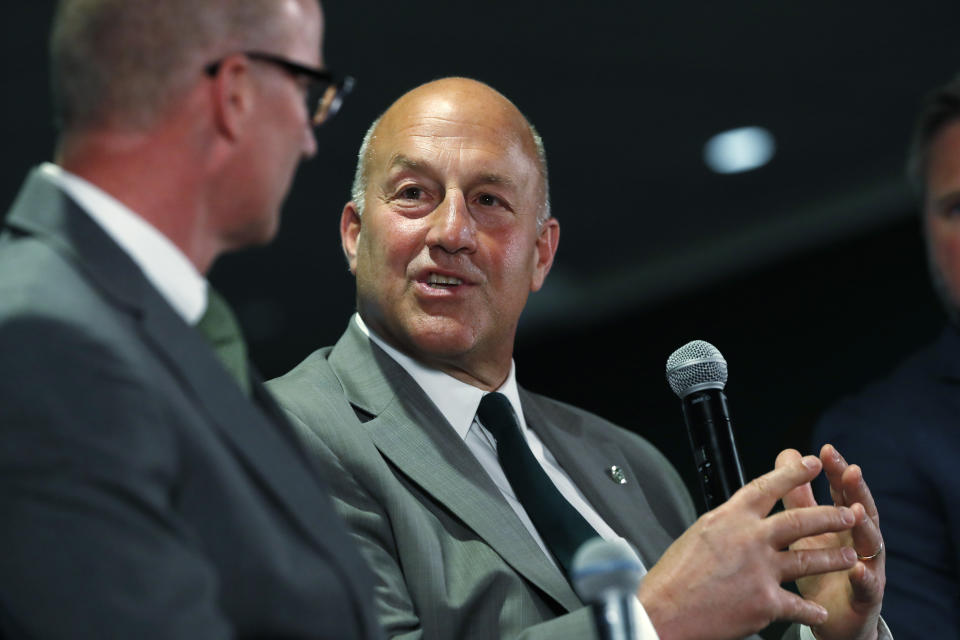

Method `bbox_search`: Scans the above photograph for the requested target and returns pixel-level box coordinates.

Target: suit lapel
[142,307,365,561]
[4,169,346,561]
[520,390,677,568]
[328,322,583,613]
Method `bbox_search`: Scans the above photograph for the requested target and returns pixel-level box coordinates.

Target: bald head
[351,78,551,224]
[340,77,561,388]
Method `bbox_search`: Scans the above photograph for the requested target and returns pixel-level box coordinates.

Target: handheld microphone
[665,340,745,510]
[571,538,645,640]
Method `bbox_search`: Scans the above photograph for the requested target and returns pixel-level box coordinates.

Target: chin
[228,212,282,250]
[404,314,481,358]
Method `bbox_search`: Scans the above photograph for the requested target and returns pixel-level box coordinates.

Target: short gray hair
[50,0,303,133]
[349,109,552,225]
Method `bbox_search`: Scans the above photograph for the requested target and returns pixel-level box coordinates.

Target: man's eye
[398,186,423,200]
[476,193,501,207]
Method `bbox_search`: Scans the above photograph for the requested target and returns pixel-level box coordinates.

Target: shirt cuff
[799,617,893,640]
[632,598,660,639]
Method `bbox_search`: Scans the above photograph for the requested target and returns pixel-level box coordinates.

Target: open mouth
[425,273,464,289]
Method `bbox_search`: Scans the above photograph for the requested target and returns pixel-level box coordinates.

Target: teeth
[426,273,463,286]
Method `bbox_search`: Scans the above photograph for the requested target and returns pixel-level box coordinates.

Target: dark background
[3,4,953,636]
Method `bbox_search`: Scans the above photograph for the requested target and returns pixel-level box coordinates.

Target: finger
[776,591,828,628]
[777,546,857,582]
[849,502,885,567]
[820,443,848,505]
[833,457,884,563]
[767,505,856,549]
[736,454,822,515]
[828,483,843,507]
[774,448,802,469]
[776,449,817,510]
[849,555,885,605]
[840,463,879,521]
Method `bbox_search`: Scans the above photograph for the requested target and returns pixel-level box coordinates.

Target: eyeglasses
[204,51,354,127]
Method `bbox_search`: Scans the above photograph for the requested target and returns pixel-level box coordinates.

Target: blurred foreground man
[815,76,960,639]
[0,1,379,638]
[270,77,889,640]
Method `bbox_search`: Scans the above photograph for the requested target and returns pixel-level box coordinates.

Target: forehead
[370,90,541,184]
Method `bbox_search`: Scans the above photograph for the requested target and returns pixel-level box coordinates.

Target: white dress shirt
[39,162,208,323]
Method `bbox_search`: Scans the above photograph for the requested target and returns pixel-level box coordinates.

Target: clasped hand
[637,445,885,640]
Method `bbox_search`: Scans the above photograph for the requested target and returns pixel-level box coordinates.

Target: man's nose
[426,190,477,254]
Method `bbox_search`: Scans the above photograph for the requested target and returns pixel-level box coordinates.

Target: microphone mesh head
[571,538,644,603]
[665,340,728,398]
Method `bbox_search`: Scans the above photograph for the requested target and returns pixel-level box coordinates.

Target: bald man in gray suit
[269,77,889,640]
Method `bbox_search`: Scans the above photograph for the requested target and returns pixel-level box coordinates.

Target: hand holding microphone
[628,340,881,640]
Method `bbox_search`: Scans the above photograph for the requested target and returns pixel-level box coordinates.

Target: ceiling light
[703,126,775,174]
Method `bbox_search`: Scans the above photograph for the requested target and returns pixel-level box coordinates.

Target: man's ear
[530,217,560,292]
[209,55,255,142]
[340,201,362,274]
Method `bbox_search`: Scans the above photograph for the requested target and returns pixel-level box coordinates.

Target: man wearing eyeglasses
[0,1,377,639]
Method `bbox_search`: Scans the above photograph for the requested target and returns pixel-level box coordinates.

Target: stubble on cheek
[927,218,960,323]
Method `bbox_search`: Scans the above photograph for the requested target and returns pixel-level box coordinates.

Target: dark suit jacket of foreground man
[0,170,381,639]
[269,319,806,640]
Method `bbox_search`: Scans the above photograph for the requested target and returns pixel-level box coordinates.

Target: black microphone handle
[680,388,746,510]
[590,594,636,640]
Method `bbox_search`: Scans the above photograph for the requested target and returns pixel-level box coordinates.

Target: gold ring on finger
[856,542,883,561]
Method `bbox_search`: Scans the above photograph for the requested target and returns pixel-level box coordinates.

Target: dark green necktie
[195,288,251,395]
[476,391,598,577]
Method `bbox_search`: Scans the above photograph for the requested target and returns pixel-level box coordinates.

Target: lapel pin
[607,465,627,485]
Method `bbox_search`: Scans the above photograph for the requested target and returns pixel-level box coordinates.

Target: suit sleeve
[0,316,231,639]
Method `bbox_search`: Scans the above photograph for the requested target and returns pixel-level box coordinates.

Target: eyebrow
[931,189,960,210]
[388,154,427,173]
[387,154,518,189]
[475,173,517,188]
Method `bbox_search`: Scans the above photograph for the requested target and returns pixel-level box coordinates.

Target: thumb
[777,449,817,510]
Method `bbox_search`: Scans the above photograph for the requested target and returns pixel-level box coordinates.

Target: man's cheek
[935,235,960,292]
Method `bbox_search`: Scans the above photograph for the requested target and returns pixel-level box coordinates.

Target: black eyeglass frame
[204,51,353,127]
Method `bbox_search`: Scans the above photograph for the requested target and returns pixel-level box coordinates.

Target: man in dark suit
[0,1,380,638]
[269,77,889,639]
[814,76,960,639]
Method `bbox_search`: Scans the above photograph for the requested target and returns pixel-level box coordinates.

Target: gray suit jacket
[0,170,381,639]
[270,320,811,640]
